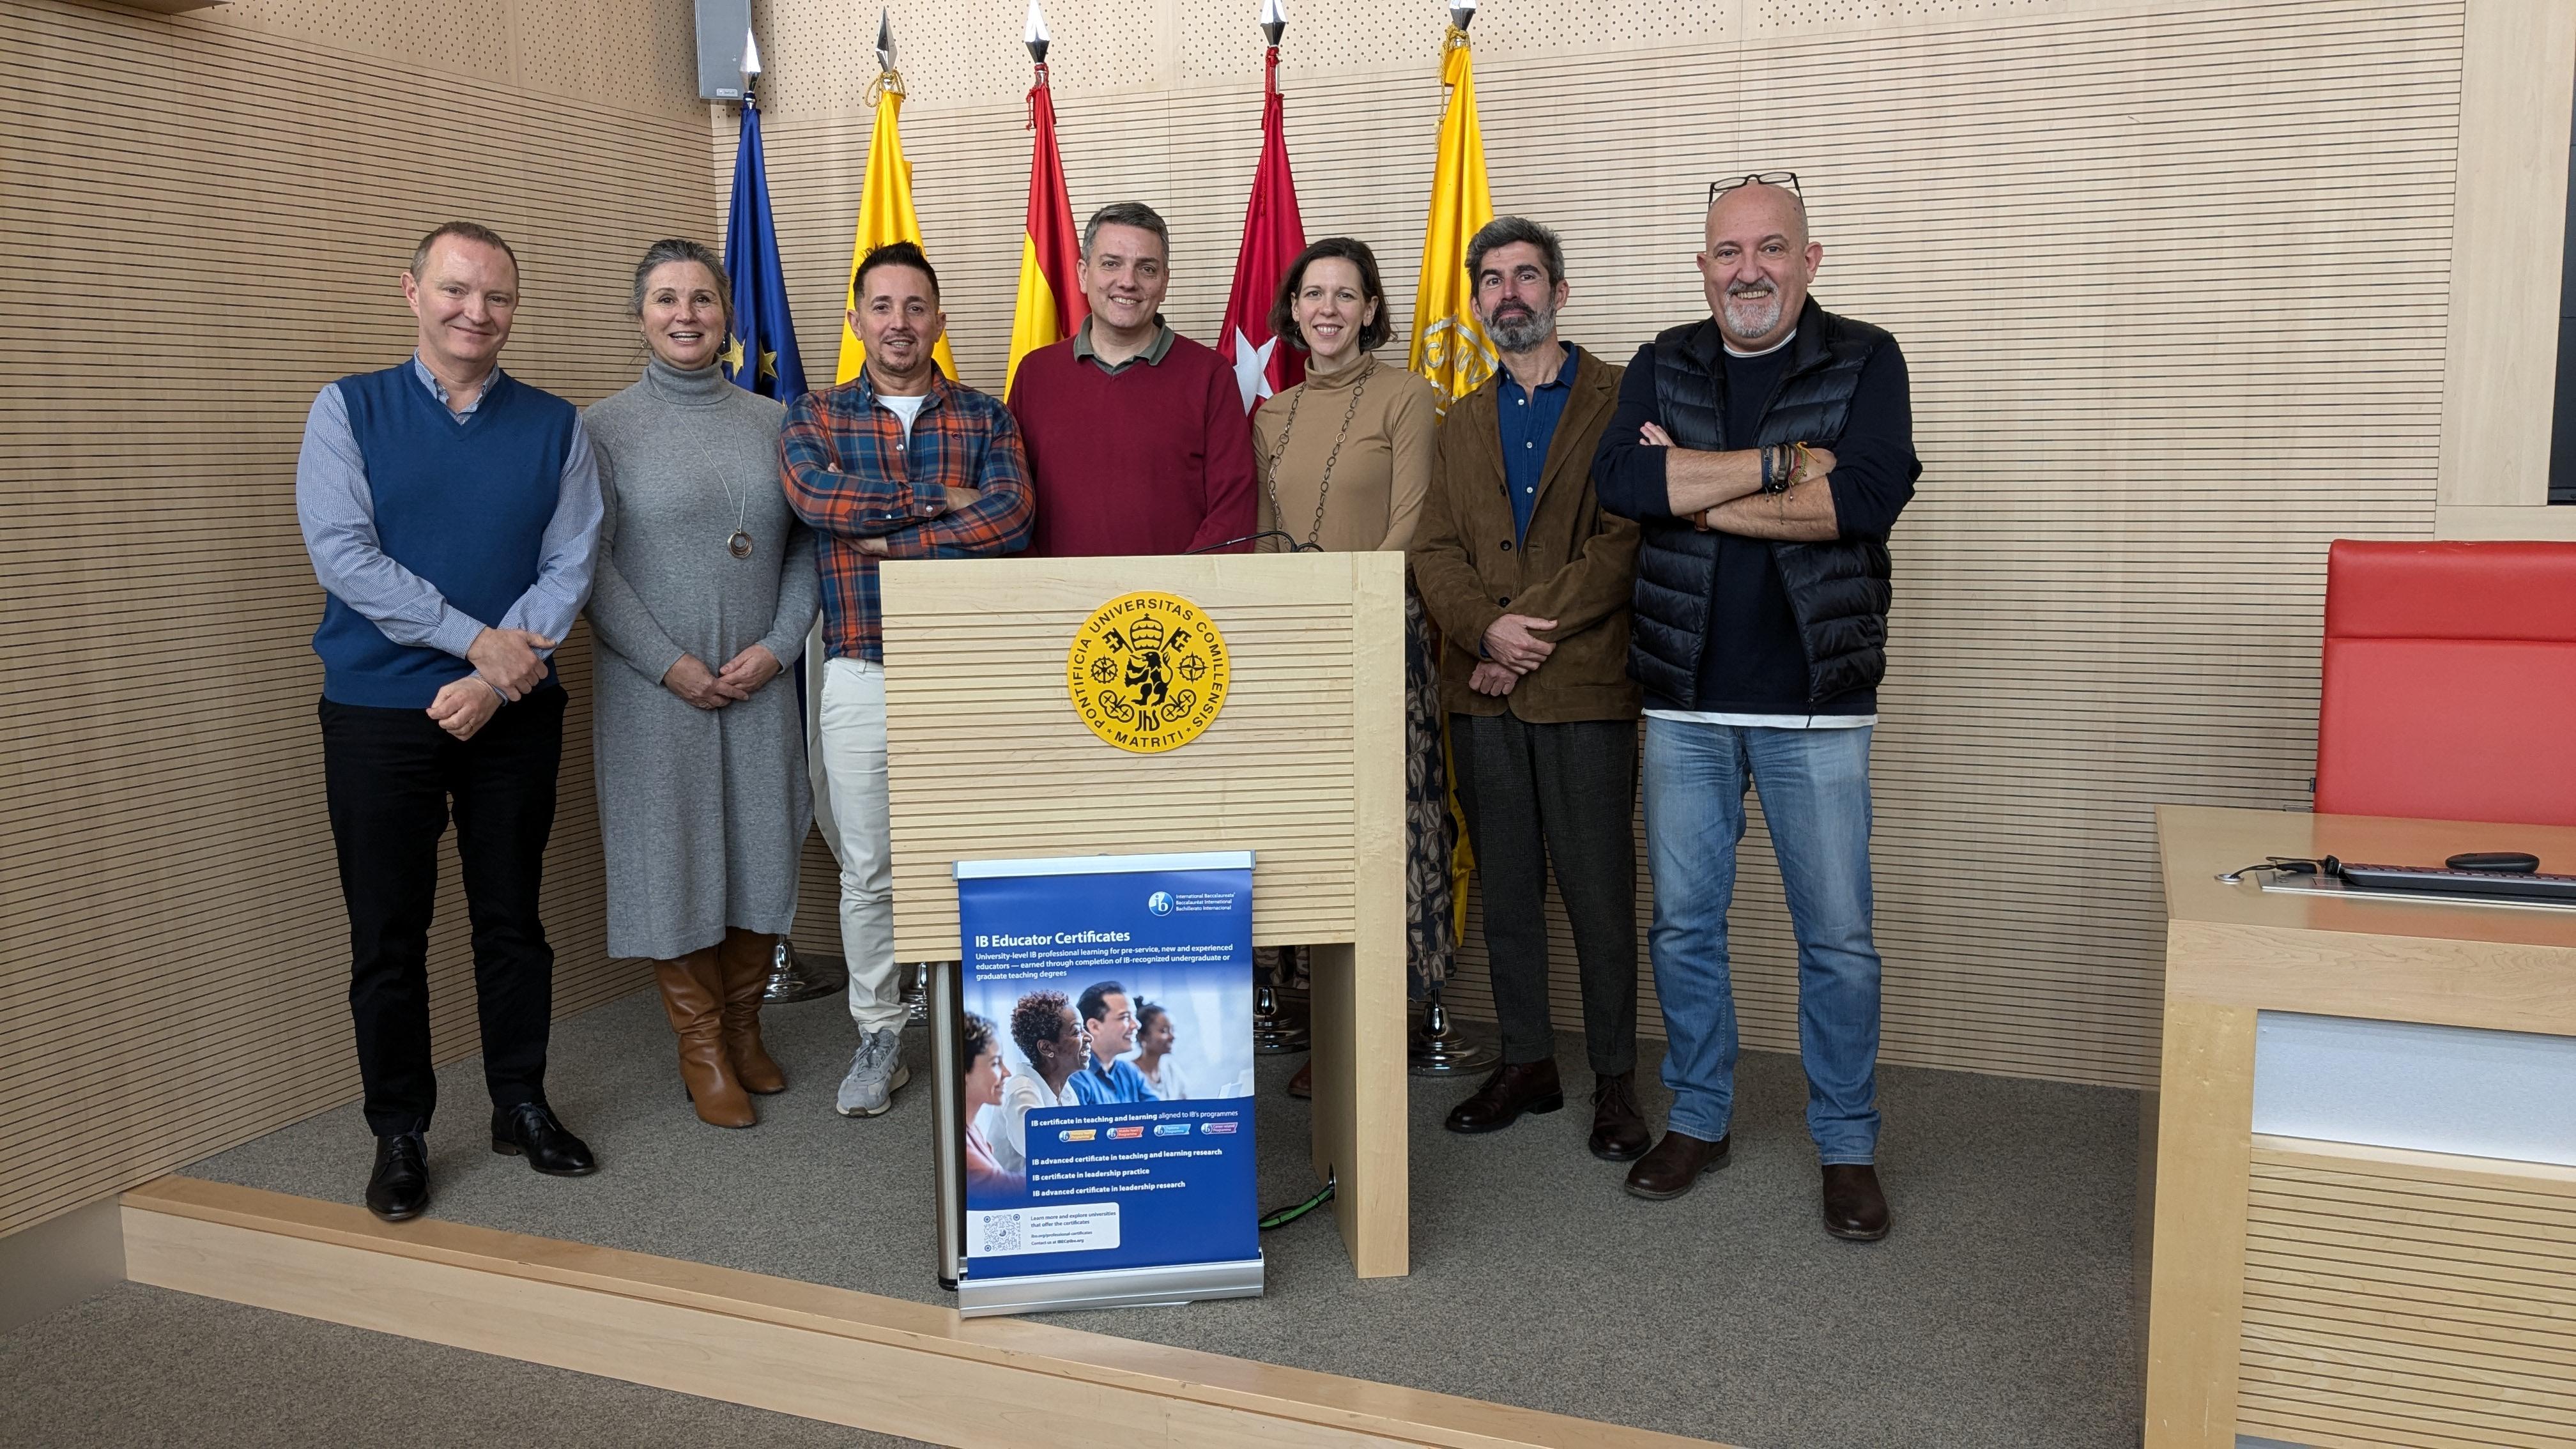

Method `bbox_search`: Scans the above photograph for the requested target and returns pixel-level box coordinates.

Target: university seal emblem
[1065,591,1230,754]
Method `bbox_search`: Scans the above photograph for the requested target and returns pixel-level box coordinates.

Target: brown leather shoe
[717,929,786,1094]
[1285,1060,1312,1099]
[1623,1129,1729,1199]
[1588,1073,1650,1162]
[1444,1059,1565,1133]
[1821,1163,1890,1241]
[657,950,754,1128]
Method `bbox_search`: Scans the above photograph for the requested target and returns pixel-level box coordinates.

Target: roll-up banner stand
[947,850,1261,1317]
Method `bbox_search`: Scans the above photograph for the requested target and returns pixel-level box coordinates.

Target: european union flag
[723,95,806,401]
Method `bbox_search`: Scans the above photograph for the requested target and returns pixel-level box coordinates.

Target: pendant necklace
[648,364,756,558]
[1260,356,1374,548]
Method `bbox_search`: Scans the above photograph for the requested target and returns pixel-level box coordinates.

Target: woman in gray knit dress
[584,240,819,1128]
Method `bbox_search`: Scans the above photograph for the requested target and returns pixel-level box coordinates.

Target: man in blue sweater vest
[295,222,604,1222]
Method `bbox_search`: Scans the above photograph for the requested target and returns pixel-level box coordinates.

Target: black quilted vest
[1632,298,1895,708]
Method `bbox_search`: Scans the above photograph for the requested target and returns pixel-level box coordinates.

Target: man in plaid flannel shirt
[781,241,1034,1119]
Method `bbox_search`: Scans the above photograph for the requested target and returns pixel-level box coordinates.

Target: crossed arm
[778,395,1036,561]
[1647,425,1841,541]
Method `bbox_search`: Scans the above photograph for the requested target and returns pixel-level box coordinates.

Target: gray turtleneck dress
[583,358,818,961]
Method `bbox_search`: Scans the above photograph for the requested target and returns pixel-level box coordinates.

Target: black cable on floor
[1259,1174,1335,1231]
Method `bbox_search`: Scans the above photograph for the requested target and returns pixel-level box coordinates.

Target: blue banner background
[959,864,1257,1282]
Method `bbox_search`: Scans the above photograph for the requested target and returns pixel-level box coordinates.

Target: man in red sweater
[1006,202,1259,556]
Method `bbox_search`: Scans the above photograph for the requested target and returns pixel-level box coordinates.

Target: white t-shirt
[994,1067,1080,1175]
[877,391,928,443]
[1135,1056,1191,1101]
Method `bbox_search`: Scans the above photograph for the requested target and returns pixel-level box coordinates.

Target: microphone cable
[1184,530,1320,555]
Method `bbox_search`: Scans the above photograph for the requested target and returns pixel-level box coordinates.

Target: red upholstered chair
[2315,540,2576,827]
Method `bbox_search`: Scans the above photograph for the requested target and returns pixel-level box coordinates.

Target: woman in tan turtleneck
[1254,240,1457,1090]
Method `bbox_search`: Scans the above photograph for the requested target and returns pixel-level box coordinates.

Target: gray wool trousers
[1449,711,1639,1077]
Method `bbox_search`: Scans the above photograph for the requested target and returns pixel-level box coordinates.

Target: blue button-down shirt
[1496,344,1579,544]
[1067,1052,1160,1105]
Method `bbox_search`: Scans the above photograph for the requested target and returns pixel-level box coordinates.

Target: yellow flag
[835,72,958,385]
[1409,26,1497,947]
[1406,31,1496,411]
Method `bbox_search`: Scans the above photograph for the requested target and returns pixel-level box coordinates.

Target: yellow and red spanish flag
[1004,4,1085,399]
[1407,4,1496,412]
[835,10,958,385]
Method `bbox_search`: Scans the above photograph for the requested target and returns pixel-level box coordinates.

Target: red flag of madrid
[1219,4,1307,413]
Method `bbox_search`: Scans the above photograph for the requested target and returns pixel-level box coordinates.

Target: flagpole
[705,33,845,1005]
[1406,0,1500,1077]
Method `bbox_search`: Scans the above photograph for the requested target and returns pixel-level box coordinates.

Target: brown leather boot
[1444,1059,1565,1133]
[1588,1073,1651,1162]
[717,929,786,1095]
[1821,1163,1890,1241]
[1623,1128,1730,1200]
[657,949,754,1128]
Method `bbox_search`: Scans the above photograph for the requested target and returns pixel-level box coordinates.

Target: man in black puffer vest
[1591,177,1920,1241]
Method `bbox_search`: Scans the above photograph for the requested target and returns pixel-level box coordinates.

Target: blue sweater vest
[314,365,578,708]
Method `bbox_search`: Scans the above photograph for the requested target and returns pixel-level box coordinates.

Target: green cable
[1258,1175,1335,1232]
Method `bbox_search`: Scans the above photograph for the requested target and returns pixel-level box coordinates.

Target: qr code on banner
[979,1211,1024,1255]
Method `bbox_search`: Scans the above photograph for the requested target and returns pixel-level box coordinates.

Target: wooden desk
[2147,806,2576,1447]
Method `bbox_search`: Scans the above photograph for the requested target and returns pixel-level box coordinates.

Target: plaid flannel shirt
[779,371,1035,661]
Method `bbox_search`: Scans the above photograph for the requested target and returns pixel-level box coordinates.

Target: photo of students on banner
[956,855,1258,1284]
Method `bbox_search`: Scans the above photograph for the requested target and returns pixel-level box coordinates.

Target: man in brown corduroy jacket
[1410,217,1646,1164]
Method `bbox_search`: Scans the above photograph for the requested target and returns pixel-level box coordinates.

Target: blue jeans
[1643,717,1882,1164]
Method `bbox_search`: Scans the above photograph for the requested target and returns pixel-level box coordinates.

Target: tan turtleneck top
[1250,355,1439,553]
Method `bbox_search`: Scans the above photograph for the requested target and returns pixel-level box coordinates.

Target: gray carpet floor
[168,986,2142,1448]
[0,1281,928,1449]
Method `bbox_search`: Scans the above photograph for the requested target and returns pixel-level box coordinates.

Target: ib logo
[1147,891,1175,917]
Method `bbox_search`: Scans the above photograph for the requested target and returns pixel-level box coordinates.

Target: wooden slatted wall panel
[0,0,709,1239]
[753,0,2457,1089]
[2238,1143,2576,1447]
[876,556,1386,958]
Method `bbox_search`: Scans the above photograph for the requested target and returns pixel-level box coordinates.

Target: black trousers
[319,687,565,1137]
[1450,711,1639,1076]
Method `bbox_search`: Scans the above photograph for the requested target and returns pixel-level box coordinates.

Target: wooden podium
[878,552,1411,1280]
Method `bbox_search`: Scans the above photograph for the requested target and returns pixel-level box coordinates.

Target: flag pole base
[1253,981,1310,1055]
[763,939,847,1004]
[1408,996,1498,1076]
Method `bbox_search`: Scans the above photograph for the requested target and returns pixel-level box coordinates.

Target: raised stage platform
[147,986,2143,1446]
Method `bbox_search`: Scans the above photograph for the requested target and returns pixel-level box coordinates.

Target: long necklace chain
[1260,357,1375,548]
[645,364,755,558]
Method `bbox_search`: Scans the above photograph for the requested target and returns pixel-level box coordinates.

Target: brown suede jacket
[1409,345,1641,723]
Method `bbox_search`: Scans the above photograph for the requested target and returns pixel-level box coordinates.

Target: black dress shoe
[1588,1073,1651,1162]
[1444,1059,1565,1134]
[1821,1163,1890,1241]
[365,1132,429,1222]
[491,1102,597,1177]
[1623,1129,1730,1200]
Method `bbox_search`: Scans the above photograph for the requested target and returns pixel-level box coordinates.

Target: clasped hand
[466,626,555,700]
[1475,612,1561,696]
[665,644,783,710]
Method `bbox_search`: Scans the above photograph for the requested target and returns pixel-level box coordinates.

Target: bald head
[1705,181,1808,249]
[1696,181,1822,351]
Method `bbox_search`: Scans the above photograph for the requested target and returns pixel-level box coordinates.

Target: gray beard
[1722,290,1782,337]
[1487,305,1556,353]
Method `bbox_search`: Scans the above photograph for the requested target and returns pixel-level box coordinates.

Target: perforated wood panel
[0,0,710,1239]
[751,0,2458,1090]
[205,0,703,115]
[2239,1143,2576,1447]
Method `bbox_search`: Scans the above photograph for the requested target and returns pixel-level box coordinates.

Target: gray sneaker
[835,1027,911,1117]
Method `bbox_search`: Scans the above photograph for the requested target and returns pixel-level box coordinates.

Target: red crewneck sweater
[1006,331,1259,556]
